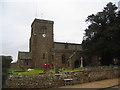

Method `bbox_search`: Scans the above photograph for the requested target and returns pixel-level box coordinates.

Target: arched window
[61,54,66,64]
[51,55,54,61]
[43,53,45,59]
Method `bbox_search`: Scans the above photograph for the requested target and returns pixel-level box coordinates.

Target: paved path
[59,78,120,89]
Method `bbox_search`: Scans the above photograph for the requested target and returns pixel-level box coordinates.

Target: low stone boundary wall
[5,67,120,88]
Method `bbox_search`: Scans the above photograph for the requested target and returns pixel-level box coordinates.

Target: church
[17,19,83,69]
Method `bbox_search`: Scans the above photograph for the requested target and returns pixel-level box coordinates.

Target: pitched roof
[54,42,81,45]
[18,51,31,60]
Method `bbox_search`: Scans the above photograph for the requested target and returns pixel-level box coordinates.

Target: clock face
[42,34,46,37]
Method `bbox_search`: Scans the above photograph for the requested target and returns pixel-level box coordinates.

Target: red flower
[43,64,50,68]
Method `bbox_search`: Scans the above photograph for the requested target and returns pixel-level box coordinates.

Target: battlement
[31,18,54,27]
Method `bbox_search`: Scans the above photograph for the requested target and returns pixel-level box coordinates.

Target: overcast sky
[0,0,119,62]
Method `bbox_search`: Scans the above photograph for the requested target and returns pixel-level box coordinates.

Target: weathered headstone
[80,57,83,68]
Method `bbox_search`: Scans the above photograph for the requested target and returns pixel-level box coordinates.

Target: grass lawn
[8,68,44,75]
[8,68,84,75]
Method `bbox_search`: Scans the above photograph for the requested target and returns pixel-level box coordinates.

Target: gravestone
[80,57,83,68]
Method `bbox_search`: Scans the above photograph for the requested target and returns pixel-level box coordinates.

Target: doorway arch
[74,60,80,68]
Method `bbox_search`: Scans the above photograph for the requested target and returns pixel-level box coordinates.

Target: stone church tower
[17,18,85,69]
[29,19,54,68]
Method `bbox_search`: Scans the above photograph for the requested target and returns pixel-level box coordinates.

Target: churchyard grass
[8,68,44,75]
[63,68,84,72]
[8,68,84,75]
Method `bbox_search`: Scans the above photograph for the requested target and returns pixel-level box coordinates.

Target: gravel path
[59,78,119,88]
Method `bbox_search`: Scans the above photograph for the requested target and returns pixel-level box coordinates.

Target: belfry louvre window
[41,26,47,34]
[61,54,65,64]
[65,44,68,49]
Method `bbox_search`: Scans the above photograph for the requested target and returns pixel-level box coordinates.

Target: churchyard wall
[5,66,119,88]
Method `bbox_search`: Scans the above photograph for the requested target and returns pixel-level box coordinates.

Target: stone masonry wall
[5,67,119,89]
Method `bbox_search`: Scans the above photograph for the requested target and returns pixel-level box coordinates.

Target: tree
[82,2,120,65]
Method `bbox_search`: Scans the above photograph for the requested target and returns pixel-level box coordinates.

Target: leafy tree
[82,2,120,65]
